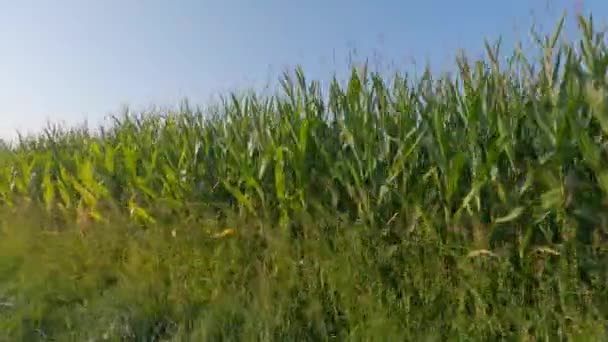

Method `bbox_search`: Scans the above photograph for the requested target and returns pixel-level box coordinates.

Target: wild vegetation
[2,14,608,340]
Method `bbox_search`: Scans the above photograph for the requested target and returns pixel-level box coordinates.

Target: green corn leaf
[495,207,524,224]
[222,181,255,215]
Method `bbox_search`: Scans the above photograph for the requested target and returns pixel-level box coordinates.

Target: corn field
[2,15,608,340]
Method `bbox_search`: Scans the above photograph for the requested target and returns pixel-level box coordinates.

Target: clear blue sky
[1,0,605,140]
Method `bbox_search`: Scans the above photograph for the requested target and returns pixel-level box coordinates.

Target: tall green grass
[2,14,608,340]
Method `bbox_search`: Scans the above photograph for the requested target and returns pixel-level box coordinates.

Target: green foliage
[1,14,608,340]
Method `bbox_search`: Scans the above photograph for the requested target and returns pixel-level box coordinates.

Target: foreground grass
[3,14,608,340]
[1,207,607,341]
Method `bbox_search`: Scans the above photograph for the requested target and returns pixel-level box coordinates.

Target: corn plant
[0,14,607,258]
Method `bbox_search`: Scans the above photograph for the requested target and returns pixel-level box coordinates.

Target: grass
[2,13,608,340]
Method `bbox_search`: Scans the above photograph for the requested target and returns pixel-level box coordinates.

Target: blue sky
[0,0,605,140]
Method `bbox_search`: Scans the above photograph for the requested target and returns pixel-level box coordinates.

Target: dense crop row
[2,17,608,254]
